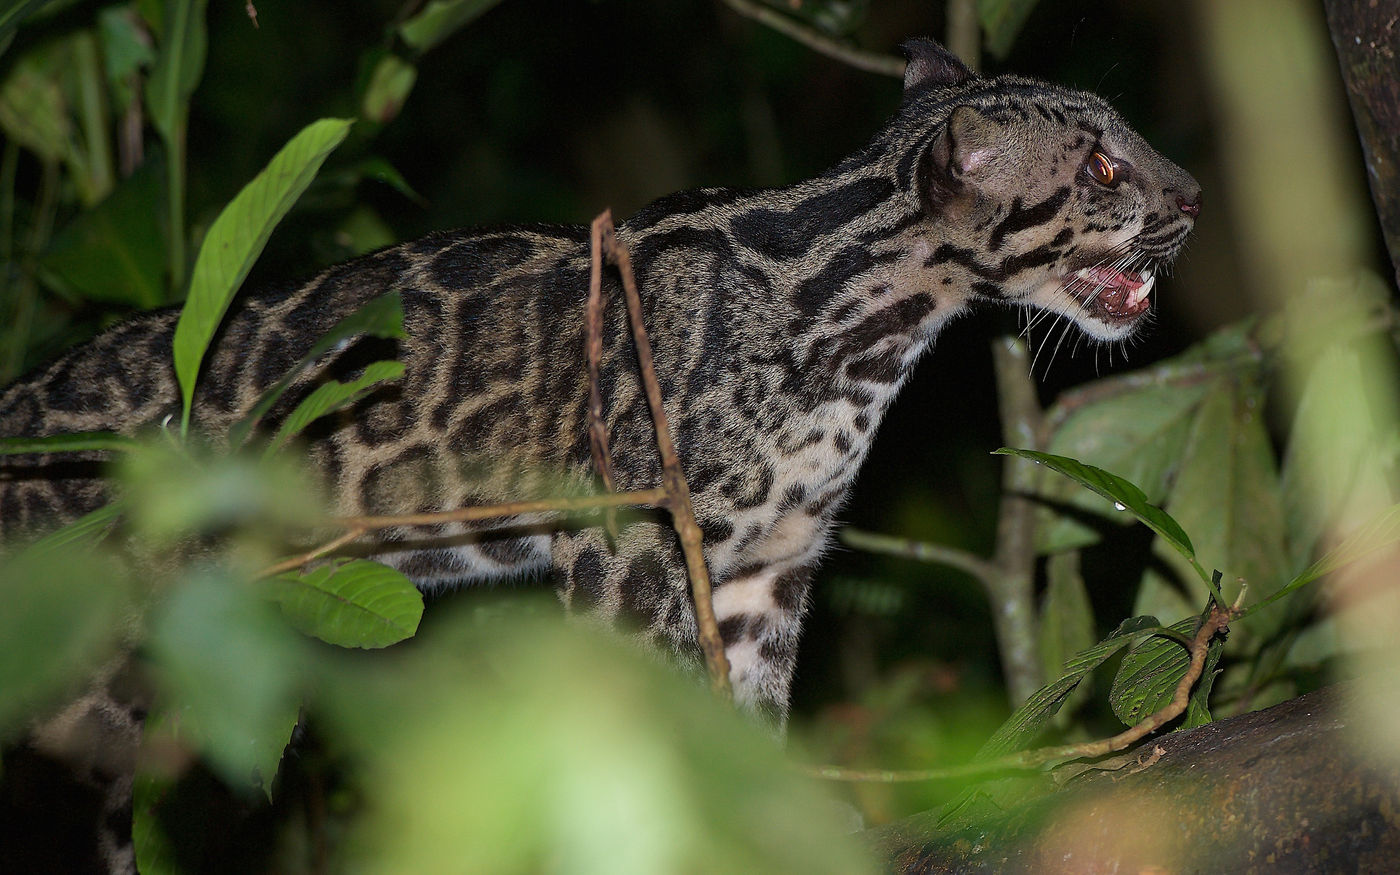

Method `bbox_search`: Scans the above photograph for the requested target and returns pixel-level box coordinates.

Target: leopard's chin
[1059,264,1155,339]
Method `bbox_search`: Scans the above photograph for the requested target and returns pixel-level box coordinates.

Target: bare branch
[596,211,732,699]
[839,528,998,587]
[587,216,621,542]
[718,0,904,78]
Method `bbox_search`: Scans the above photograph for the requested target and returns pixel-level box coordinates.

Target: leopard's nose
[1176,191,1202,218]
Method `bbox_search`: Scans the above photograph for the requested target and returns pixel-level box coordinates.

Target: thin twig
[260,526,367,578]
[840,528,998,587]
[587,215,621,542]
[718,0,905,78]
[259,488,668,578]
[342,488,669,530]
[807,604,1233,782]
[597,212,732,699]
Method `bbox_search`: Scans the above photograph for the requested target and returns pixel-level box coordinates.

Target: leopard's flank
[0,39,1198,871]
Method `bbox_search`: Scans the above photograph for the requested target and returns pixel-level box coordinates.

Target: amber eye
[1086,151,1118,186]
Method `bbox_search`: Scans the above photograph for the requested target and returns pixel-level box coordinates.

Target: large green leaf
[270,560,423,648]
[0,548,131,734]
[332,614,877,874]
[977,615,1160,759]
[147,573,305,794]
[118,442,321,543]
[264,360,404,454]
[995,449,1199,574]
[39,161,165,308]
[229,291,404,447]
[398,0,506,53]
[0,431,137,455]
[171,117,353,434]
[1144,380,1288,626]
[143,0,206,145]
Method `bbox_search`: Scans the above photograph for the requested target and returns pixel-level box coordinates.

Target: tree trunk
[1323,0,1400,286]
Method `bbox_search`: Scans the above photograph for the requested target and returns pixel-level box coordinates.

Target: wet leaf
[1038,381,1210,552]
[996,449,1196,568]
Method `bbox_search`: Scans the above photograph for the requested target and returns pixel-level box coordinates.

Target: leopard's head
[898,39,1200,342]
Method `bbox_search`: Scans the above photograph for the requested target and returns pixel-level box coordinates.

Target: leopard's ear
[901,38,977,94]
[918,105,1005,212]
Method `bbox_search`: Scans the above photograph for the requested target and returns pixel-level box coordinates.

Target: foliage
[0,0,1395,866]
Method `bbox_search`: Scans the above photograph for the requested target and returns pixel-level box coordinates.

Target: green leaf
[333,614,877,874]
[144,0,207,146]
[354,157,427,204]
[264,360,403,454]
[1149,380,1288,623]
[1108,617,1198,726]
[23,500,125,557]
[977,615,1159,758]
[1245,502,1400,620]
[99,6,157,108]
[118,442,322,542]
[0,548,131,735]
[270,560,423,648]
[39,161,165,308]
[147,572,305,795]
[362,53,417,124]
[132,712,180,875]
[398,0,506,54]
[977,0,1041,59]
[0,431,138,455]
[0,47,72,163]
[1038,381,1211,552]
[0,0,61,59]
[229,291,404,447]
[996,448,1199,571]
[1037,551,1095,695]
[171,117,354,434]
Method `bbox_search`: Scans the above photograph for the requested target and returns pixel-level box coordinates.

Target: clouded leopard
[0,37,1198,871]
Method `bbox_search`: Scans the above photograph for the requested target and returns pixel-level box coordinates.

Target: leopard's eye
[1086,151,1118,186]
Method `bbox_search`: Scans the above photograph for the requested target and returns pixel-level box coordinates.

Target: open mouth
[1064,265,1155,324]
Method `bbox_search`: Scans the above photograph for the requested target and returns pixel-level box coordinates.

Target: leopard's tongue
[1070,266,1155,319]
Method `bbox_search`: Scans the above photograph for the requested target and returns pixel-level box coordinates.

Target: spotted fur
[0,39,1198,870]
